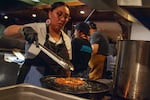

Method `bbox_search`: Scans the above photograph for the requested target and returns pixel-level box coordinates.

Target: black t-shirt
[90,31,109,56]
[71,38,92,73]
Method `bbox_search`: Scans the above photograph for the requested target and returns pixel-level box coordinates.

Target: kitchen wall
[96,21,122,42]
[95,21,150,42]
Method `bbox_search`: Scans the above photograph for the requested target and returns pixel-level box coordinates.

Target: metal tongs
[35,40,74,71]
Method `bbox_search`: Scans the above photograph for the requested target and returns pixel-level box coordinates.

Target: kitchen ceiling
[0,0,121,26]
[1,0,149,32]
[80,0,150,30]
[0,0,149,42]
[0,0,139,41]
[0,0,149,21]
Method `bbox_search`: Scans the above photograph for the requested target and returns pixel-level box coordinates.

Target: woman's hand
[23,27,38,44]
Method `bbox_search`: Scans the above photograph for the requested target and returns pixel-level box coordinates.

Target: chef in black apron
[17,25,71,86]
[4,2,72,86]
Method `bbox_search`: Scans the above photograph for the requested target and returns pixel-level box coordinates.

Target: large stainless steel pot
[114,40,150,100]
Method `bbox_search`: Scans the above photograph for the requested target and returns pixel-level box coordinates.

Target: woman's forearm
[3,25,22,36]
[3,25,24,39]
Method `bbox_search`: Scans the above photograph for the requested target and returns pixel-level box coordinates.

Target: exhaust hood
[118,0,150,30]
[117,0,150,7]
[79,0,150,30]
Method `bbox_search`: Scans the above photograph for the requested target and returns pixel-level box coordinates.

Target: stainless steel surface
[0,83,88,100]
[0,54,20,87]
[117,0,150,7]
[114,40,150,99]
[37,43,74,71]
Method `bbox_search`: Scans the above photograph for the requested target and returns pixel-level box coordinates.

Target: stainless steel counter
[0,83,88,100]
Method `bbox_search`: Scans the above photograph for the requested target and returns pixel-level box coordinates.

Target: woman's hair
[75,22,90,36]
[50,1,70,12]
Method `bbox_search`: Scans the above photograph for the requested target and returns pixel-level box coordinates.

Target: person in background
[87,21,109,80]
[71,22,92,78]
[106,39,117,79]
[3,1,72,86]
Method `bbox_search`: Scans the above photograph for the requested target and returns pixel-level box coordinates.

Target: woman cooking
[3,1,72,86]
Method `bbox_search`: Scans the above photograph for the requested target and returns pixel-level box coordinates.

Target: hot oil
[66,70,73,82]
[66,70,72,77]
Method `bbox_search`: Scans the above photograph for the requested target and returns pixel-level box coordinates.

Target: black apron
[16,28,69,84]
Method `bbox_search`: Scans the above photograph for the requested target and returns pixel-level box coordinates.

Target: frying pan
[40,75,110,94]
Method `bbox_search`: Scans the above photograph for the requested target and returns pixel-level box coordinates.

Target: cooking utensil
[35,42,74,71]
[40,76,110,94]
[84,9,95,22]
